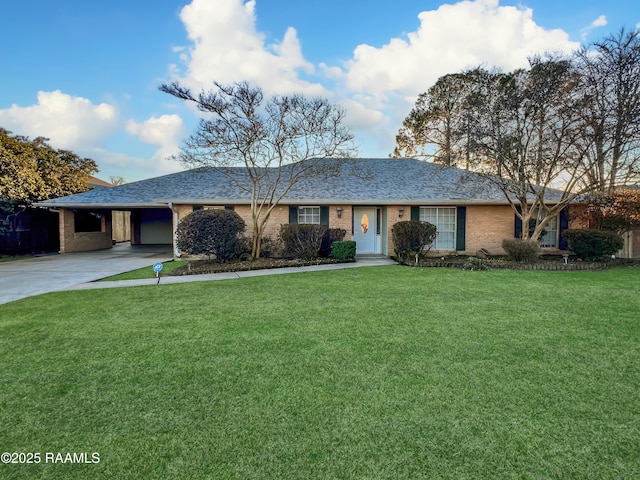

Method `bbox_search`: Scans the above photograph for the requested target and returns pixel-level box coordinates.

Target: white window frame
[298,206,321,225]
[419,207,456,250]
[538,213,559,248]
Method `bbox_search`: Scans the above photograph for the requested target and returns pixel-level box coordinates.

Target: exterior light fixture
[336,207,343,218]
[398,207,405,218]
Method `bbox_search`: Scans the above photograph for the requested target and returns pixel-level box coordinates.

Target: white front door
[353,207,377,254]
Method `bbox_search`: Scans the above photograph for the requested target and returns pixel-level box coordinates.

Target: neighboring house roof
[36,158,563,209]
[88,176,113,188]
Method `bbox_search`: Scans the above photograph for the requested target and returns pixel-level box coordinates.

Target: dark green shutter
[224,205,234,211]
[559,207,569,250]
[410,206,420,221]
[289,206,298,224]
[514,207,523,238]
[456,206,466,251]
[320,206,329,226]
[192,205,203,211]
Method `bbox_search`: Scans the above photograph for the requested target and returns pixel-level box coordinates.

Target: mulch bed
[169,255,637,276]
[170,257,353,276]
[400,255,639,271]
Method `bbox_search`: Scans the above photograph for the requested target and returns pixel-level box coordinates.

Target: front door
[353,207,377,254]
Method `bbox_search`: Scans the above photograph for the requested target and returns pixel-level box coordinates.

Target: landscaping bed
[398,254,639,271]
[169,256,353,275]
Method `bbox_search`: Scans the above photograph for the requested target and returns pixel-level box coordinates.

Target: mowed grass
[0,266,638,479]
[98,260,187,281]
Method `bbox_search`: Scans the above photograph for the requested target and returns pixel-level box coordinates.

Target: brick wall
[386,205,409,255]
[172,203,585,258]
[465,205,515,254]
[59,209,113,253]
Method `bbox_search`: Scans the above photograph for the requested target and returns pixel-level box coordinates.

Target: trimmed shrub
[279,224,328,260]
[562,229,624,261]
[392,221,437,264]
[258,235,281,258]
[176,209,246,261]
[320,228,347,257]
[331,240,356,261]
[502,238,541,262]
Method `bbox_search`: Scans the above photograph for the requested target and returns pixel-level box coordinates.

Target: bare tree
[395,58,596,240]
[159,81,356,258]
[109,176,126,186]
[574,28,640,193]
[473,58,595,240]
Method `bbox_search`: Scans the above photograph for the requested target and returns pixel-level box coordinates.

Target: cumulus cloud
[0,91,185,180]
[169,0,580,159]
[0,90,118,149]
[127,114,184,148]
[342,0,578,101]
[335,0,579,156]
[127,114,185,173]
[174,0,324,96]
[581,15,608,40]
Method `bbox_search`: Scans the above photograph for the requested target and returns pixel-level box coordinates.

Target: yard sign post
[153,262,163,284]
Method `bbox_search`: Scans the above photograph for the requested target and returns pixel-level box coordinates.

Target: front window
[420,207,456,249]
[539,214,558,248]
[298,206,320,224]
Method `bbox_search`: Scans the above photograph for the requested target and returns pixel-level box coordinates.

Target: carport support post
[169,202,180,258]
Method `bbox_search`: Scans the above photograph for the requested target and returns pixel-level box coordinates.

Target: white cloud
[0,90,118,149]
[581,15,608,40]
[127,114,184,148]
[89,149,184,181]
[169,0,581,159]
[342,0,577,101]
[334,0,579,156]
[174,0,324,96]
[126,115,185,174]
[0,91,185,181]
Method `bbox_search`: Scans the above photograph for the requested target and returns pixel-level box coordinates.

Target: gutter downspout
[169,202,181,258]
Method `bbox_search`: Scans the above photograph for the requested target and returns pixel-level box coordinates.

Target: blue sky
[1,0,638,182]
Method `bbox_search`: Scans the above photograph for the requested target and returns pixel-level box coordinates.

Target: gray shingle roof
[36,158,561,208]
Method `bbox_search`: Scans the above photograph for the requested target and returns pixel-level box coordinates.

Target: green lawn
[1,266,638,479]
[97,260,187,281]
[0,254,34,263]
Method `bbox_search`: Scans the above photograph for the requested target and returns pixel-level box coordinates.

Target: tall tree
[0,129,97,202]
[574,28,640,193]
[395,58,593,240]
[0,128,97,233]
[160,81,356,258]
[393,68,491,169]
[475,58,591,240]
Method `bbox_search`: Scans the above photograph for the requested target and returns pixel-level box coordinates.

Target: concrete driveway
[0,244,173,305]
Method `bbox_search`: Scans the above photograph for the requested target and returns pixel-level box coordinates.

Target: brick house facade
[38,158,601,257]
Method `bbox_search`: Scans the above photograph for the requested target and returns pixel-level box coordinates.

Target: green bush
[320,228,347,257]
[331,240,356,261]
[279,224,328,260]
[501,238,541,262]
[562,229,624,261]
[258,235,281,258]
[392,221,437,264]
[176,209,246,261]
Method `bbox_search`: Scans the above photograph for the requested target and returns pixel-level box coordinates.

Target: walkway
[67,256,397,292]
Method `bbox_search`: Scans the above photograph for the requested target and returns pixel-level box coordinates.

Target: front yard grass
[97,260,187,281]
[1,266,638,479]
